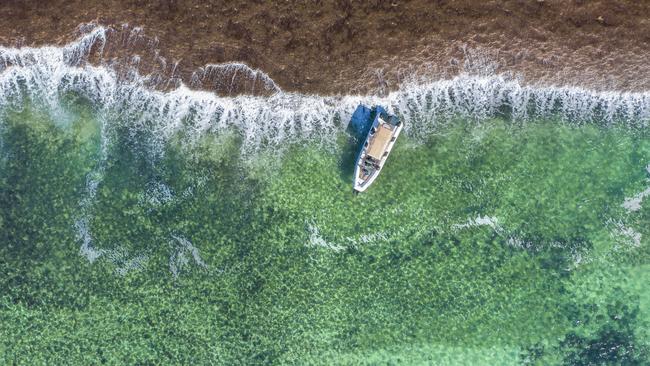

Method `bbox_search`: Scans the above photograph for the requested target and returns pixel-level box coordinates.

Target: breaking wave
[1,25,648,275]
[1,26,648,156]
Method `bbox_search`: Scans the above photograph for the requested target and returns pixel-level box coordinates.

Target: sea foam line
[1,26,648,274]
[1,26,648,156]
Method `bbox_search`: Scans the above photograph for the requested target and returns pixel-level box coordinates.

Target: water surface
[0,31,649,365]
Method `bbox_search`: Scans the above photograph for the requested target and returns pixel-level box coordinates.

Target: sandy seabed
[0,0,649,96]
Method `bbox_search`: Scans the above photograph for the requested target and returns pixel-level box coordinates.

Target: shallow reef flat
[1,94,648,363]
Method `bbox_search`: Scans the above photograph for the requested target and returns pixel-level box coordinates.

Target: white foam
[506,236,534,250]
[2,25,649,276]
[306,222,345,252]
[190,62,281,94]
[107,248,149,276]
[347,231,389,246]
[610,220,643,248]
[1,26,648,157]
[452,215,503,233]
[169,234,208,279]
[76,217,105,263]
[138,181,175,207]
[621,164,650,212]
[622,187,650,212]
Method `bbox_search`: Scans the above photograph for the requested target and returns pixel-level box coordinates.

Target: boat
[352,105,403,193]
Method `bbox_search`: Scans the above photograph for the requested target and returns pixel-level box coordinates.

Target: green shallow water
[0,96,649,365]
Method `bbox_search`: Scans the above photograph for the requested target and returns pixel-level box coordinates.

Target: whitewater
[2,24,650,365]
[1,26,648,154]
[1,25,649,273]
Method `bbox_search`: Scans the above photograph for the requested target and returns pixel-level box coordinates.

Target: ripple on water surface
[0,28,648,365]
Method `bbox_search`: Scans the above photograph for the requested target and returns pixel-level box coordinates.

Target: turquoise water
[1,30,650,364]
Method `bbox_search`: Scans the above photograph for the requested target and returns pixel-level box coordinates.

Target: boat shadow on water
[338,134,362,188]
[348,105,403,193]
[339,105,375,190]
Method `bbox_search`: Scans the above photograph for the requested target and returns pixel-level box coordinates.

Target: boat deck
[367,124,393,160]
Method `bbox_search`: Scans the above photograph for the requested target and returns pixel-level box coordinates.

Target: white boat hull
[353,113,403,192]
